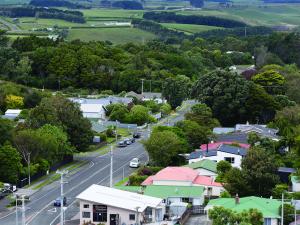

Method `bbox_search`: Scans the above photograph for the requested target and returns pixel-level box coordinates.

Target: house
[126,91,143,101]
[116,185,205,207]
[69,97,133,120]
[200,142,250,151]
[142,92,165,104]
[216,132,249,144]
[205,196,281,225]
[76,184,165,225]
[189,144,248,168]
[184,159,217,178]
[291,176,300,192]
[141,167,224,197]
[2,109,22,120]
[235,123,280,141]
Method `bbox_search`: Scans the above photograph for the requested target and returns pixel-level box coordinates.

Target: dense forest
[112,1,143,9]
[143,12,247,28]
[29,0,88,8]
[0,7,85,23]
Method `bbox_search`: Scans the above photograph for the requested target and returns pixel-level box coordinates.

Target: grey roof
[218,144,247,156]
[235,124,280,140]
[189,150,217,160]
[126,91,143,100]
[213,127,235,134]
[69,96,133,106]
[189,144,247,160]
[217,132,249,144]
[143,92,162,99]
[278,167,296,173]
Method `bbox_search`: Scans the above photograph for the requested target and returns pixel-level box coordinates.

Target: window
[224,157,235,164]
[129,214,135,220]
[82,212,90,218]
[264,218,271,225]
[83,204,89,208]
[93,205,107,222]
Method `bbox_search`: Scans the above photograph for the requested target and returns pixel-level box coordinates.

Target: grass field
[178,4,300,26]
[67,27,156,43]
[81,9,144,19]
[161,23,222,34]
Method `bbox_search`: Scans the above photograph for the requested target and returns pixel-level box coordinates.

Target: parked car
[133,132,141,138]
[129,158,140,168]
[124,138,135,145]
[117,141,127,147]
[54,197,67,207]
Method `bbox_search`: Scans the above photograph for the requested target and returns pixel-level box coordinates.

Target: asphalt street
[0,100,195,225]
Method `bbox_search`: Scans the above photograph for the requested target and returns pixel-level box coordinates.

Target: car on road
[54,197,67,207]
[133,132,141,138]
[117,141,127,147]
[124,138,135,145]
[129,158,140,168]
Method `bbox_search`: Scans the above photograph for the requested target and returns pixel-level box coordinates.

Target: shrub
[129,174,148,186]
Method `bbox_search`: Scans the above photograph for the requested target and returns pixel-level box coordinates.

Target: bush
[106,128,114,137]
[99,133,107,142]
[129,174,148,186]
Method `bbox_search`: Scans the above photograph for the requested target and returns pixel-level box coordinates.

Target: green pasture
[161,23,222,34]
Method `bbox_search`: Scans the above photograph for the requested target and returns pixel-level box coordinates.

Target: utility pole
[57,170,68,225]
[141,79,145,95]
[21,195,25,225]
[28,152,31,185]
[115,120,118,143]
[149,80,152,93]
[244,26,247,37]
[110,145,113,188]
[135,207,140,225]
[281,192,284,225]
[16,195,18,225]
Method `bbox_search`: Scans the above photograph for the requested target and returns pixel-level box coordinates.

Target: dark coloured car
[54,197,67,207]
[133,132,141,138]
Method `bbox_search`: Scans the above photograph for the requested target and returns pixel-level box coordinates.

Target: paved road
[0,100,196,225]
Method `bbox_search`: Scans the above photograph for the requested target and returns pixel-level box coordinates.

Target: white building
[292,176,300,192]
[76,184,166,225]
[80,104,106,119]
[188,144,248,168]
[3,109,21,120]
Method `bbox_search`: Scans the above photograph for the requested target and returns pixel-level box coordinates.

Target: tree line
[29,0,89,9]
[143,11,247,28]
[0,7,85,23]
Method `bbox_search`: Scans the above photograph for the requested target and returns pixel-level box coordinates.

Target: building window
[82,212,90,218]
[93,205,107,222]
[224,157,235,164]
[264,218,271,225]
[129,214,135,220]
[83,204,89,208]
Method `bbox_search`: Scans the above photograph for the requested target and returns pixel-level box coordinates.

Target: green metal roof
[207,196,281,218]
[144,185,205,199]
[114,186,142,193]
[184,159,217,173]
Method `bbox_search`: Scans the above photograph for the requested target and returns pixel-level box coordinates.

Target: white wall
[292,181,300,192]
[79,200,163,225]
[167,196,204,206]
[193,184,224,197]
[189,152,243,168]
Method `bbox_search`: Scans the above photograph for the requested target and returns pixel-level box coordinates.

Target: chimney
[235,194,240,204]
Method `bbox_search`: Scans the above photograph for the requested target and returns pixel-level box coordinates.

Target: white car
[129,158,140,168]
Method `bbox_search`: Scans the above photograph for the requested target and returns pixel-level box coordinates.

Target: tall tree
[26,96,93,151]
[192,70,250,126]
[0,144,22,184]
[0,118,14,146]
[162,75,191,109]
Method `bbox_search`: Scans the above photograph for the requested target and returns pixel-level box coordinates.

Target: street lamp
[56,170,68,225]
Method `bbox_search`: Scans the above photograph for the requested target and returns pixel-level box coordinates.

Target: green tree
[241,147,280,197]
[0,144,22,184]
[176,120,211,149]
[272,184,288,199]
[26,96,93,151]
[252,70,285,95]
[5,94,24,109]
[107,104,129,122]
[216,160,232,182]
[185,103,220,129]
[224,168,250,197]
[144,130,186,167]
[280,204,295,225]
[162,75,191,109]
[126,105,155,125]
[192,70,250,126]
[0,118,14,146]
[160,103,172,116]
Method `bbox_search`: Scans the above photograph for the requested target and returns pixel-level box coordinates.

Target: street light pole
[110,145,113,188]
[28,153,31,186]
[57,170,68,225]
[21,195,25,225]
[141,79,144,95]
[16,195,18,225]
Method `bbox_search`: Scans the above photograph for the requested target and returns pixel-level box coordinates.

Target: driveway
[185,215,211,225]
